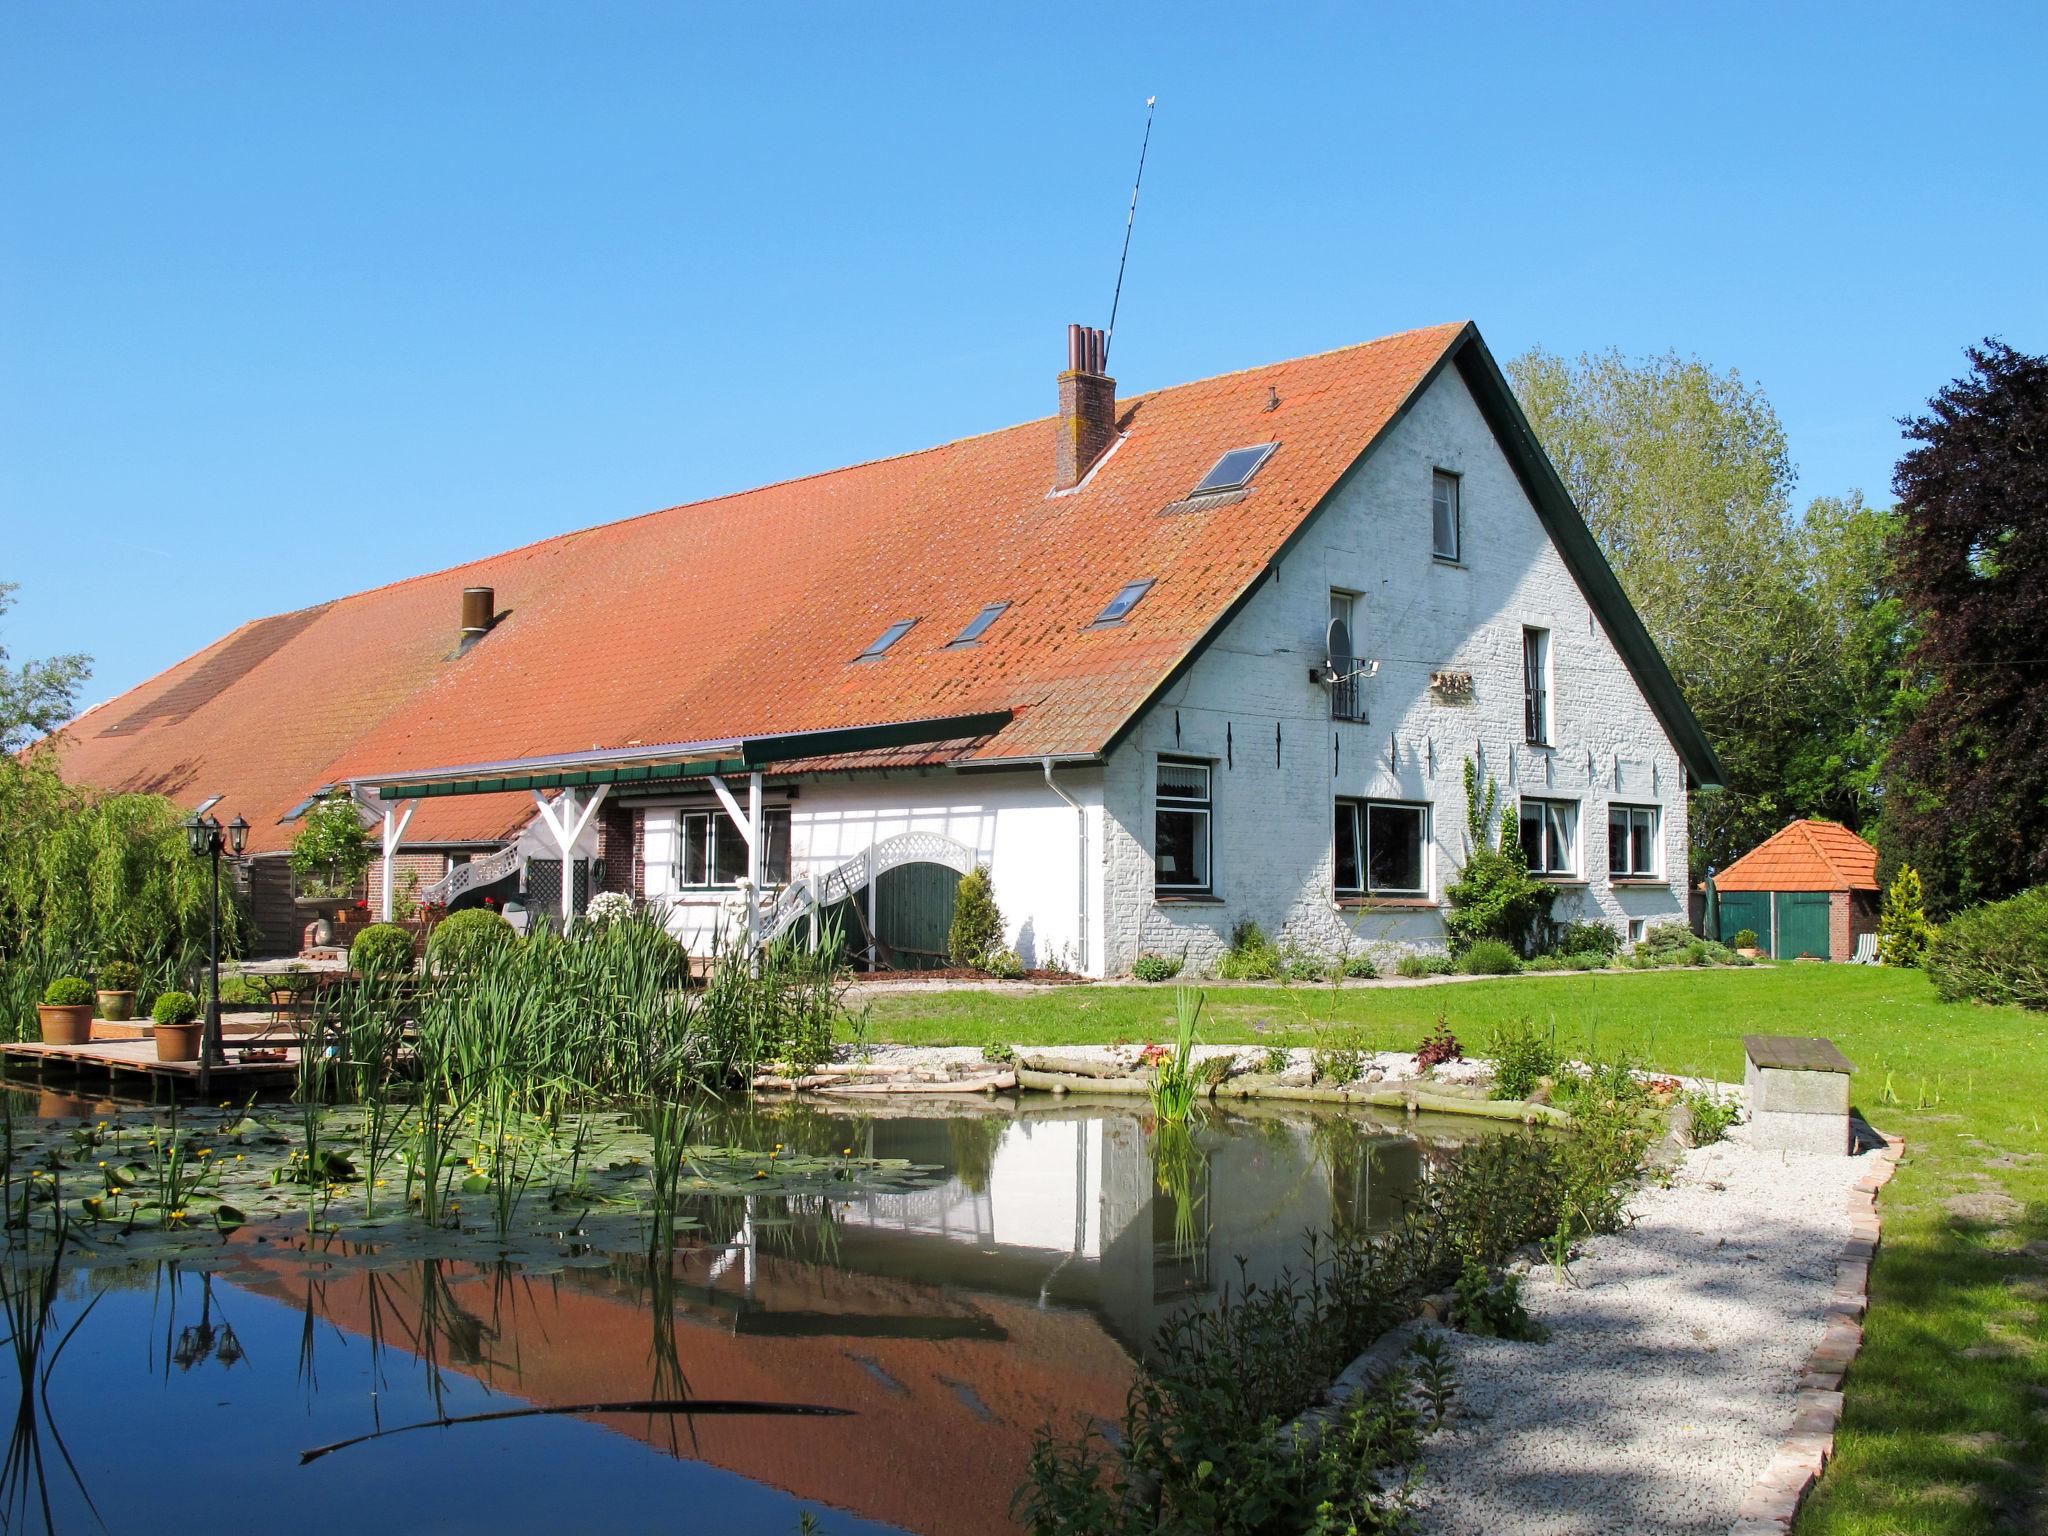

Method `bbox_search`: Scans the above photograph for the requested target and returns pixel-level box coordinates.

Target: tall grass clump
[1148,988,1205,1123]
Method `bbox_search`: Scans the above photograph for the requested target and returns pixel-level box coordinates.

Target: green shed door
[1777,891,1832,960]
[874,862,964,969]
[1716,891,1772,955]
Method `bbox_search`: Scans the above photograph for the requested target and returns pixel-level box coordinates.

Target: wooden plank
[1742,1034,1855,1074]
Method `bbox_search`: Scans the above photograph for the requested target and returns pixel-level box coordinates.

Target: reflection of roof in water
[230,1248,1130,1536]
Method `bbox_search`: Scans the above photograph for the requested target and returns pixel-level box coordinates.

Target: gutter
[1042,757,1091,977]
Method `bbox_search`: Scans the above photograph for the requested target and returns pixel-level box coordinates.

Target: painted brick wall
[368,853,447,914]
[1099,364,1692,976]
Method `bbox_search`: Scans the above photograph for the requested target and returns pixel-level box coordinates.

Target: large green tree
[1879,339,2048,910]
[0,582,91,752]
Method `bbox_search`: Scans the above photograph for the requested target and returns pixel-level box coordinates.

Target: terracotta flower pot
[36,1004,92,1047]
[1736,946,1761,960]
[154,1022,203,1063]
[97,989,136,1023]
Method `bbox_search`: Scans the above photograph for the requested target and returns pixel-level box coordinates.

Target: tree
[947,865,1004,968]
[1877,865,1931,968]
[0,583,91,752]
[1880,340,2048,910]
[288,794,375,899]
[1508,348,1904,874]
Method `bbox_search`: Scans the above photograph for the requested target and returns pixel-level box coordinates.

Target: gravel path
[1410,1125,1884,1536]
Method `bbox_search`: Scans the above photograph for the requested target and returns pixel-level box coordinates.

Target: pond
[0,1084,1504,1536]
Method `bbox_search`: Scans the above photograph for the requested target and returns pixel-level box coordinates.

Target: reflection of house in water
[233,1104,1451,1536]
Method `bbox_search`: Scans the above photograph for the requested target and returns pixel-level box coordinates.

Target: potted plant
[97,960,142,1022]
[37,978,94,1046]
[1731,927,1762,959]
[151,990,202,1062]
[288,794,374,909]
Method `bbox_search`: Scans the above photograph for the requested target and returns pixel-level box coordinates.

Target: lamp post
[184,811,249,1096]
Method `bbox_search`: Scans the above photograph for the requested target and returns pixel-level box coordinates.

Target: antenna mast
[1104,96,1155,368]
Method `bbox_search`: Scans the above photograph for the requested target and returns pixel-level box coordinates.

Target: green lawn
[863,965,2048,1535]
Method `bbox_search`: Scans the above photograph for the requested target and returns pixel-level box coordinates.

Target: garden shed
[1710,819,1880,961]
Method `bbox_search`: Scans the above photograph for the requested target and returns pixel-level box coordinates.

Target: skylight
[1091,579,1155,627]
[1191,442,1278,496]
[948,601,1011,647]
[856,619,918,660]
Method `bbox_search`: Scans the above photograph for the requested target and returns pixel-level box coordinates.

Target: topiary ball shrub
[1131,951,1182,982]
[1341,952,1378,979]
[947,865,1005,968]
[43,977,93,1008]
[1730,928,1761,950]
[152,990,199,1026]
[1926,886,2048,1010]
[1460,939,1523,976]
[1396,953,1455,979]
[428,907,516,971]
[350,922,417,978]
[98,960,142,993]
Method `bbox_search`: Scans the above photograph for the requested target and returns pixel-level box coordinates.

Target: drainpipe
[1042,758,1090,977]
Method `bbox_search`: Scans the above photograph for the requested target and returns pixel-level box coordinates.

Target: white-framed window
[1523,626,1551,745]
[1627,917,1646,944]
[1432,470,1461,562]
[1608,804,1660,878]
[644,806,791,893]
[1328,588,1365,722]
[1335,800,1428,896]
[1155,759,1212,894]
[1518,797,1578,877]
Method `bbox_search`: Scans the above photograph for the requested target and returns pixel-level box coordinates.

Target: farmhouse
[51,321,1719,974]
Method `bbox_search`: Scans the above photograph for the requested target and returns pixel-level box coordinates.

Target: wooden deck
[1,1035,302,1093]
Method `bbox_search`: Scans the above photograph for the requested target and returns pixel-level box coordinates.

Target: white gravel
[1410,1123,1882,1536]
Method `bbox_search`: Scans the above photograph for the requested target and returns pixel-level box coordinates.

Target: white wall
[1099,364,1691,975]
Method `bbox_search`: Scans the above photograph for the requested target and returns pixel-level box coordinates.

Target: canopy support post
[531,785,609,930]
[379,800,418,921]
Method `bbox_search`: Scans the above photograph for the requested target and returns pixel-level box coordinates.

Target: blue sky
[5,2,2043,709]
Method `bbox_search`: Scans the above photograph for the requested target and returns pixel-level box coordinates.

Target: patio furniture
[1850,932,1879,964]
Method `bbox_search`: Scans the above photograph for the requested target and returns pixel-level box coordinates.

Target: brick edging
[1729,1133,1903,1534]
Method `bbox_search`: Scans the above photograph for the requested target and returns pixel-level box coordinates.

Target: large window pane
[1608,804,1658,878]
[1432,471,1460,561]
[1520,798,1577,876]
[1608,807,1630,876]
[1334,803,1362,893]
[1366,803,1425,892]
[712,810,749,885]
[1156,809,1209,889]
[1519,801,1546,870]
[682,812,710,887]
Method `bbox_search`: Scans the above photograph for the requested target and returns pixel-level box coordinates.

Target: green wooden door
[874,862,963,968]
[1716,891,1773,955]
[1777,891,1832,960]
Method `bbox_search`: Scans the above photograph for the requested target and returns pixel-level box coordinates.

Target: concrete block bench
[1743,1034,1855,1154]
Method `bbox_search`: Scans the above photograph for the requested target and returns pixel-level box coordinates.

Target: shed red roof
[1714,820,1879,893]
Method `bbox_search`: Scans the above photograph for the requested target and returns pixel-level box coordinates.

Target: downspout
[1043,758,1090,976]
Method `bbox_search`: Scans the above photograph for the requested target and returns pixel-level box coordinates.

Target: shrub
[1341,952,1378,979]
[1730,928,1761,951]
[1636,922,1696,957]
[1486,1014,1561,1100]
[98,960,142,992]
[42,976,92,1007]
[1415,1018,1462,1069]
[1312,1036,1363,1084]
[1879,865,1932,968]
[1262,1045,1289,1074]
[1459,939,1522,976]
[1554,920,1621,959]
[289,794,375,899]
[1564,950,1608,971]
[151,989,199,1026]
[1131,951,1183,982]
[1450,1257,1546,1341]
[982,947,1025,979]
[1216,920,1281,981]
[1926,886,2048,1009]
[1279,946,1329,983]
[350,923,417,978]
[428,907,515,971]
[1524,953,1561,972]
[1444,761,1554,954]
[1681,1088,1742,1146]
[1396,952,1455,979]
[947,865,1004,967]
[585,890,635,927]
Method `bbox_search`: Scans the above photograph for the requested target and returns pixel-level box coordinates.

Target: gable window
[1432,470,1461,562]
[948,602,1010,647]
[1518,797,1578,877]
[856,619,917,661]
[1335,800,1427,896]
[1523,627,1552,745]
[1328,589,1365,722]
[1092,579,1155,627]
[1192,442,1278,496]
[1155,759,1212,894]
[647,806,791,893]
[1608,804,1660,878]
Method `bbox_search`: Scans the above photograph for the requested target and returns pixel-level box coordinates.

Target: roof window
[855,619,918,661]
[1090,579,1155,627]
[1191,442,1278,496]
[947,602,1011,647]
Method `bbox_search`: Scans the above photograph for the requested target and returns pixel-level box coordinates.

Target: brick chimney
[1056,323,1117,489]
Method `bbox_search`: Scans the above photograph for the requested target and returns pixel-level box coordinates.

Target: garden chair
[1850,932,1880,965]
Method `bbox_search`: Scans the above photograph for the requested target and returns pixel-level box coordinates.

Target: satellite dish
[1325,616,1353,681]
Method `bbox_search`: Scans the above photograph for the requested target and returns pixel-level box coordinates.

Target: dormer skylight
[856,618,918,661]
[948,601,1011,647]
[1191,442,1278,496]
[1090,579,1155,627]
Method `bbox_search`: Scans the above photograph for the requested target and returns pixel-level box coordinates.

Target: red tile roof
[54,324,1478,852]
[1715,819,1880,893]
